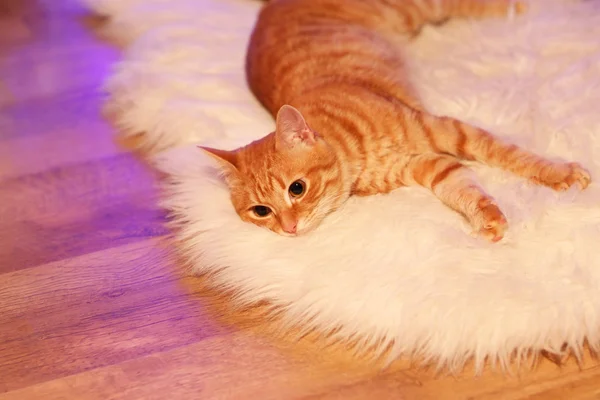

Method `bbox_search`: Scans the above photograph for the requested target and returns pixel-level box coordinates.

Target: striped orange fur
[200,0,591,241]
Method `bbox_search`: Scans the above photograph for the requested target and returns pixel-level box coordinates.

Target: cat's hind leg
[400,153,508,242]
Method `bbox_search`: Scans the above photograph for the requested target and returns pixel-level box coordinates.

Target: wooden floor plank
[0,0,118,106]
[0,201,167,271]
[0,72,120,180]
[3,327,599,400]
[0,240,228,392]
[0,153,166,271]
[0,153,156,221]
[0,333,382,400]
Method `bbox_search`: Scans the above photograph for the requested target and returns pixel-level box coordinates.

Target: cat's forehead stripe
[304,158,337,177]
[272,175,287,190]
[253,177,269,199]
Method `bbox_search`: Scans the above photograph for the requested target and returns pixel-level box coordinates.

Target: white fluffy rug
[84,0,600,372]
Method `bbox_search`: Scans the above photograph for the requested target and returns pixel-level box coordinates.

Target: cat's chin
[276,229,304,238]
[278,231,299,238]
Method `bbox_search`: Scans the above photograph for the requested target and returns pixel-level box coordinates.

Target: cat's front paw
[531,162,591,191]
[471,197,508,243]
[554,162,591,191]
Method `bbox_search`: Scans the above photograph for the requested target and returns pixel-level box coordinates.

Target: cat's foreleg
[435,0,527,20]
[400,153,508,242]
[389,0,526,35]
[412,112,592,192]
[399,0,527,32]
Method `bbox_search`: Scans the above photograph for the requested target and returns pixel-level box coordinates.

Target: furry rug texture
[82,0,600,372]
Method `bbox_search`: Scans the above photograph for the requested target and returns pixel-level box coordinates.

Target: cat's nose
[280,210,298,234]
[283,222,297,234]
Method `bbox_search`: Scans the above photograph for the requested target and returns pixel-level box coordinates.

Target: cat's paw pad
[534,162,591,191]
[473,198,508,243]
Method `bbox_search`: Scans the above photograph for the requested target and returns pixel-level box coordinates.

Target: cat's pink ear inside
[275,105,316,149]
[198,146,239,176]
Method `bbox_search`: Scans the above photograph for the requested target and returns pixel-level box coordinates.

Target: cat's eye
[289,180,306,198]
[252,205,272,217]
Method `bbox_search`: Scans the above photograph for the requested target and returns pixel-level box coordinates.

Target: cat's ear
[198,146,239,177]
[275,105,316,149]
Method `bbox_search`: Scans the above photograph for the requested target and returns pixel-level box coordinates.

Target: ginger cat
[200,0,591,242]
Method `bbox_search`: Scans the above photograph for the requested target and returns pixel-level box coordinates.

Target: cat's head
[199,105,347,236]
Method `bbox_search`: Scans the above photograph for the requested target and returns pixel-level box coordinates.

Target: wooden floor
[2,1,600,398]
